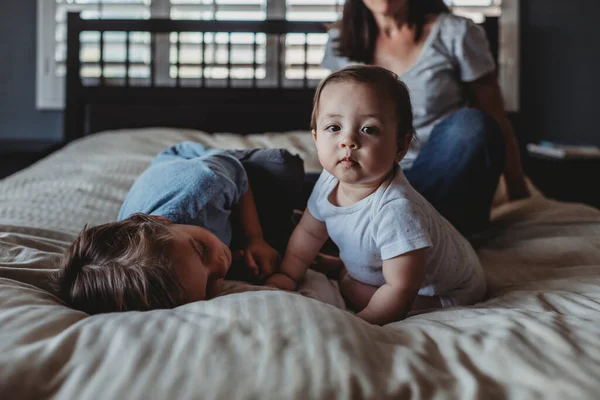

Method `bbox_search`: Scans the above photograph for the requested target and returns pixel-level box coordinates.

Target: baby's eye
[361,126,379,135]
[325,124,340,133]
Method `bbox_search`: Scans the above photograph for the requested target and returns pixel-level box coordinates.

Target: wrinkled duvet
[1,128,600,400]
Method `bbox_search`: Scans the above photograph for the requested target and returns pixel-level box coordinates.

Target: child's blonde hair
[311,65,416,150]
[53,213,187,314]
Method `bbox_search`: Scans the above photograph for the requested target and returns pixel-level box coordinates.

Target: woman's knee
[444,108,503,147]
[427,108,504,163]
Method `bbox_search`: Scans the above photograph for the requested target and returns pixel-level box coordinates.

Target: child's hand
[243,238,280,280]
[264,273,297,291]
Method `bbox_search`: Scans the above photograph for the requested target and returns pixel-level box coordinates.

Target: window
[37,0,153,109]
[168,0,268,82]
[446,0,501,22]
[37,0,517,110]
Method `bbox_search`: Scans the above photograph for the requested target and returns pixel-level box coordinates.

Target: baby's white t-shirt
[307,167,486,307]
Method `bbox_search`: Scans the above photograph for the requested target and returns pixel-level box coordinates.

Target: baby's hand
[243,238,280,281]
[264,273,297,291]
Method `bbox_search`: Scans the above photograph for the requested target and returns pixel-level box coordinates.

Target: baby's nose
[340,138,358,149]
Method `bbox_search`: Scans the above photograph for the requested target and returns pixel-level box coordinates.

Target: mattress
[1,128,600,399]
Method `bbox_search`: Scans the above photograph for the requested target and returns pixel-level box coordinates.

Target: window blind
[40,0,503,107]
[169,0,267,81]
[54,0,152,79]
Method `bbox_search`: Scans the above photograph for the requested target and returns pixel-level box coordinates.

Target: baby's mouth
[339,156,358,168]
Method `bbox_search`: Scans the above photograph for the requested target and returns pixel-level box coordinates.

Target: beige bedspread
[1,128,600,399]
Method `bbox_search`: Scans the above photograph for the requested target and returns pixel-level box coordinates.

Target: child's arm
[265,210,329,290]
[356,249,426,326]
[236,184,280,280]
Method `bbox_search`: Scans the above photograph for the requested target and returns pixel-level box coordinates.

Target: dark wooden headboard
[64,13,499,143]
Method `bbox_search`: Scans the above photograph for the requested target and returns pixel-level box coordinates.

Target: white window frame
[498,0,519,112]
[36,0,519,111]
[37,0,62,110]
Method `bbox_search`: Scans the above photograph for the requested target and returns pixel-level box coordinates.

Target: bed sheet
[1,128,600,400]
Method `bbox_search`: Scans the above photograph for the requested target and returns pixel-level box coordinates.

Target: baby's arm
[356,249,426,326]
[265,210,329,290]
[236,184,280,279]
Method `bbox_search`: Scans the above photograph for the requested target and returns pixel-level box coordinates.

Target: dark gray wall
[521,0,600,146]
[0,0,62,143]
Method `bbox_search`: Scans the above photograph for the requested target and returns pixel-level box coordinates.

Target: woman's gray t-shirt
[321,13,496,168]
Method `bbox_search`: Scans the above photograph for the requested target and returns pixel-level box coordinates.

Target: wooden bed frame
[64,13,500,143]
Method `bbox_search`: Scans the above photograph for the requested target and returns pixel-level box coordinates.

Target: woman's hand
[242,238,280,280]
[264,272,297,291]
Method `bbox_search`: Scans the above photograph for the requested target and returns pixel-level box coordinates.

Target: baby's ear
[311,129,317,142]
[394,150,404,163]
[150,215,171,224]
[395,133,412,162]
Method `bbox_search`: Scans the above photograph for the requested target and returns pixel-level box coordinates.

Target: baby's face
[313,81,403,187]
[168,224,232,302]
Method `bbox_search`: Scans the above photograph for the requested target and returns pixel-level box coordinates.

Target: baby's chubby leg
[408,296,442,317]
[311,253,345,280]
[339,268,442,316]
[339,269,378,312]
[312,257,379,312]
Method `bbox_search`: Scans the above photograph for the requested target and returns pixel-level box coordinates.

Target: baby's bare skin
[311,254,377,312]
[313,255,442,315]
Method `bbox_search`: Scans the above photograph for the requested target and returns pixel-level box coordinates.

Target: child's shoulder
[372,170,434,218]
[375,169,415,202]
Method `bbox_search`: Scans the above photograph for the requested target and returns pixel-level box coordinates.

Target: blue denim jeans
[230,148,305,254]
[404,108,505,237]
[301,108,505,238]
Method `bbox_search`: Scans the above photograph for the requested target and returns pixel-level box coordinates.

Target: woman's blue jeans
[404,108,505,237]
[301,108,505,238]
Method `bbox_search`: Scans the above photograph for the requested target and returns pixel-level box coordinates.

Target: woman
[319,0,529,237]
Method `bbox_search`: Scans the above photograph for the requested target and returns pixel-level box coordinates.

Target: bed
[2,14,600,400]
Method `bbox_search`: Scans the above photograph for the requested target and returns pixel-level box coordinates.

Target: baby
[266,65,486,325]
[53,143,304,314]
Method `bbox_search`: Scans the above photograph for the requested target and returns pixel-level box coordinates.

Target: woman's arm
[465,72,530,201]
[235,184,279,279]
[265,210,329,290]
[356,249,426,326]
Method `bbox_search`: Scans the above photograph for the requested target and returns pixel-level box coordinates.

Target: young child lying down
[53,142,304,314]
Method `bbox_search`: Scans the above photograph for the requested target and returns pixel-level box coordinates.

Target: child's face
[313,81,404,187]
[168,224,232,302]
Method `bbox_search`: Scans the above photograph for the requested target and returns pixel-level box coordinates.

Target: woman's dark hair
[334,0,450,64]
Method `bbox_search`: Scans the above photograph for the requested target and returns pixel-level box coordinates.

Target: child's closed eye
[190,239,207,262]
[197,241,210,261]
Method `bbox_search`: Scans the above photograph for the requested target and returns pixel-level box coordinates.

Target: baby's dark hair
[52,213,187,314]
[311,65,416,150]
